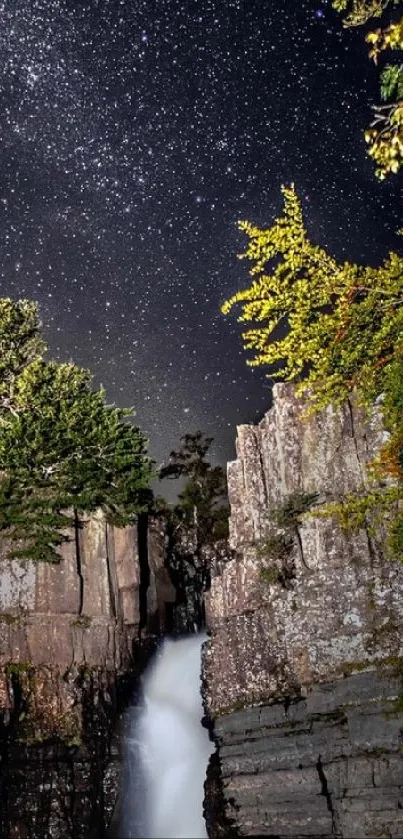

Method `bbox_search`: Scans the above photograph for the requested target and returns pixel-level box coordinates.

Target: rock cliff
[204,383,403,839]
[0,511,176,839]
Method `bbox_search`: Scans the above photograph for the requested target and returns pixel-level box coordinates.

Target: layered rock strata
[214,671,403,838]
[204,384,403,838]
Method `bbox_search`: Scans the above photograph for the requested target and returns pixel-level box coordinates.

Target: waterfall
[121,634,214,838]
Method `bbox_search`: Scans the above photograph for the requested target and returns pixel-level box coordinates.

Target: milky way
[0,0,400,469]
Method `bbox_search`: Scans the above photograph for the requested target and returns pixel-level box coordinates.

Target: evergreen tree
[0,299,153,562]
[222,186,402,411]
[159,431,229,544]
[222,187,403,556]
[0,298,45,413]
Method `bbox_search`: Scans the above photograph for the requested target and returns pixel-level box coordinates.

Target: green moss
[381,656,403,719]
[66,733,82,748]
[17,729,46,746]
[388,516,403,560]
[5,663,84,746]
[339,655,403,679]
[6,661,33,676]
[391,694,403,713]
[310,710,347,724]
[366,580,377,611]
[70,614,92,628]
[375,617,400,637]
[379,655,403,677]
[259,566,282,584]
[339,659,376,676]
[17,727,82,747]
[215,699,247,717]
[364,747,390,757]
[256,532,293,561]
[0,613,23,626]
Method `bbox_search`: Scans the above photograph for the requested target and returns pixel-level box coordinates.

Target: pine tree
[0,300,153,562]
[159,431,229,544]
[0,298,45,414]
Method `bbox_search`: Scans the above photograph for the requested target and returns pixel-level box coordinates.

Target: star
[0,0,398,473]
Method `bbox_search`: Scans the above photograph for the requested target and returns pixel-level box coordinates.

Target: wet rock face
[204,747,242,839]
[0,513,141,673]
[0,505,228,838]
[1,671,118,839]
[203,384,403,838]
[213,671,403,839]
[163,518,232,635]
[164,522,205,633]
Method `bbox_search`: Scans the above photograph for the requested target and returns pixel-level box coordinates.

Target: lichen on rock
[203,384,403,838]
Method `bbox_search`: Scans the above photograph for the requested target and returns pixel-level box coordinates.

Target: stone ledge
[212,671,403,838]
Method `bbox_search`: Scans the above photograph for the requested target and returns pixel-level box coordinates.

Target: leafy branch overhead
[332,0,400,27]
[0,299,153,562]
[380,63,403,99]
[333,0,403,178]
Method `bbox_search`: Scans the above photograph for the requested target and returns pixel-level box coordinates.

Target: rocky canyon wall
[204,384,403,839]
[0,511,175,839]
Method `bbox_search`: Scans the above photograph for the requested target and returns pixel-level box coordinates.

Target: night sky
[0,0,401,471]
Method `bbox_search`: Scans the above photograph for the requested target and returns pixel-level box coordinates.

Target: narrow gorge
[0,382,403,838]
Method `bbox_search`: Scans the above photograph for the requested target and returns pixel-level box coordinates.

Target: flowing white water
[122,634,214,839]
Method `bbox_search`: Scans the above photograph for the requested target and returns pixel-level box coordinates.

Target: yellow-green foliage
[309,358,403,558]
[314,486,401,546]
[365,18,403,179]
[332,0,399,27]
[364,99,403,179]
[222,188,403,556]
[222,186,403,412]
[333,0,403,179]
[366,15,403,59]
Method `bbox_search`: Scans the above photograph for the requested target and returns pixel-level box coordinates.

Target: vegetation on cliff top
[222,186,402,415]
[0,298,153,562]
[222,2,403,556]
[222,185,402,556]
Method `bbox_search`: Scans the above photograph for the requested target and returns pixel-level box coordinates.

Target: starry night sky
[0,0,401,470]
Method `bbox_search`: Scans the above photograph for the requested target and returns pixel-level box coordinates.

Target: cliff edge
[204,383,403,838]
[0,512,175,839]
